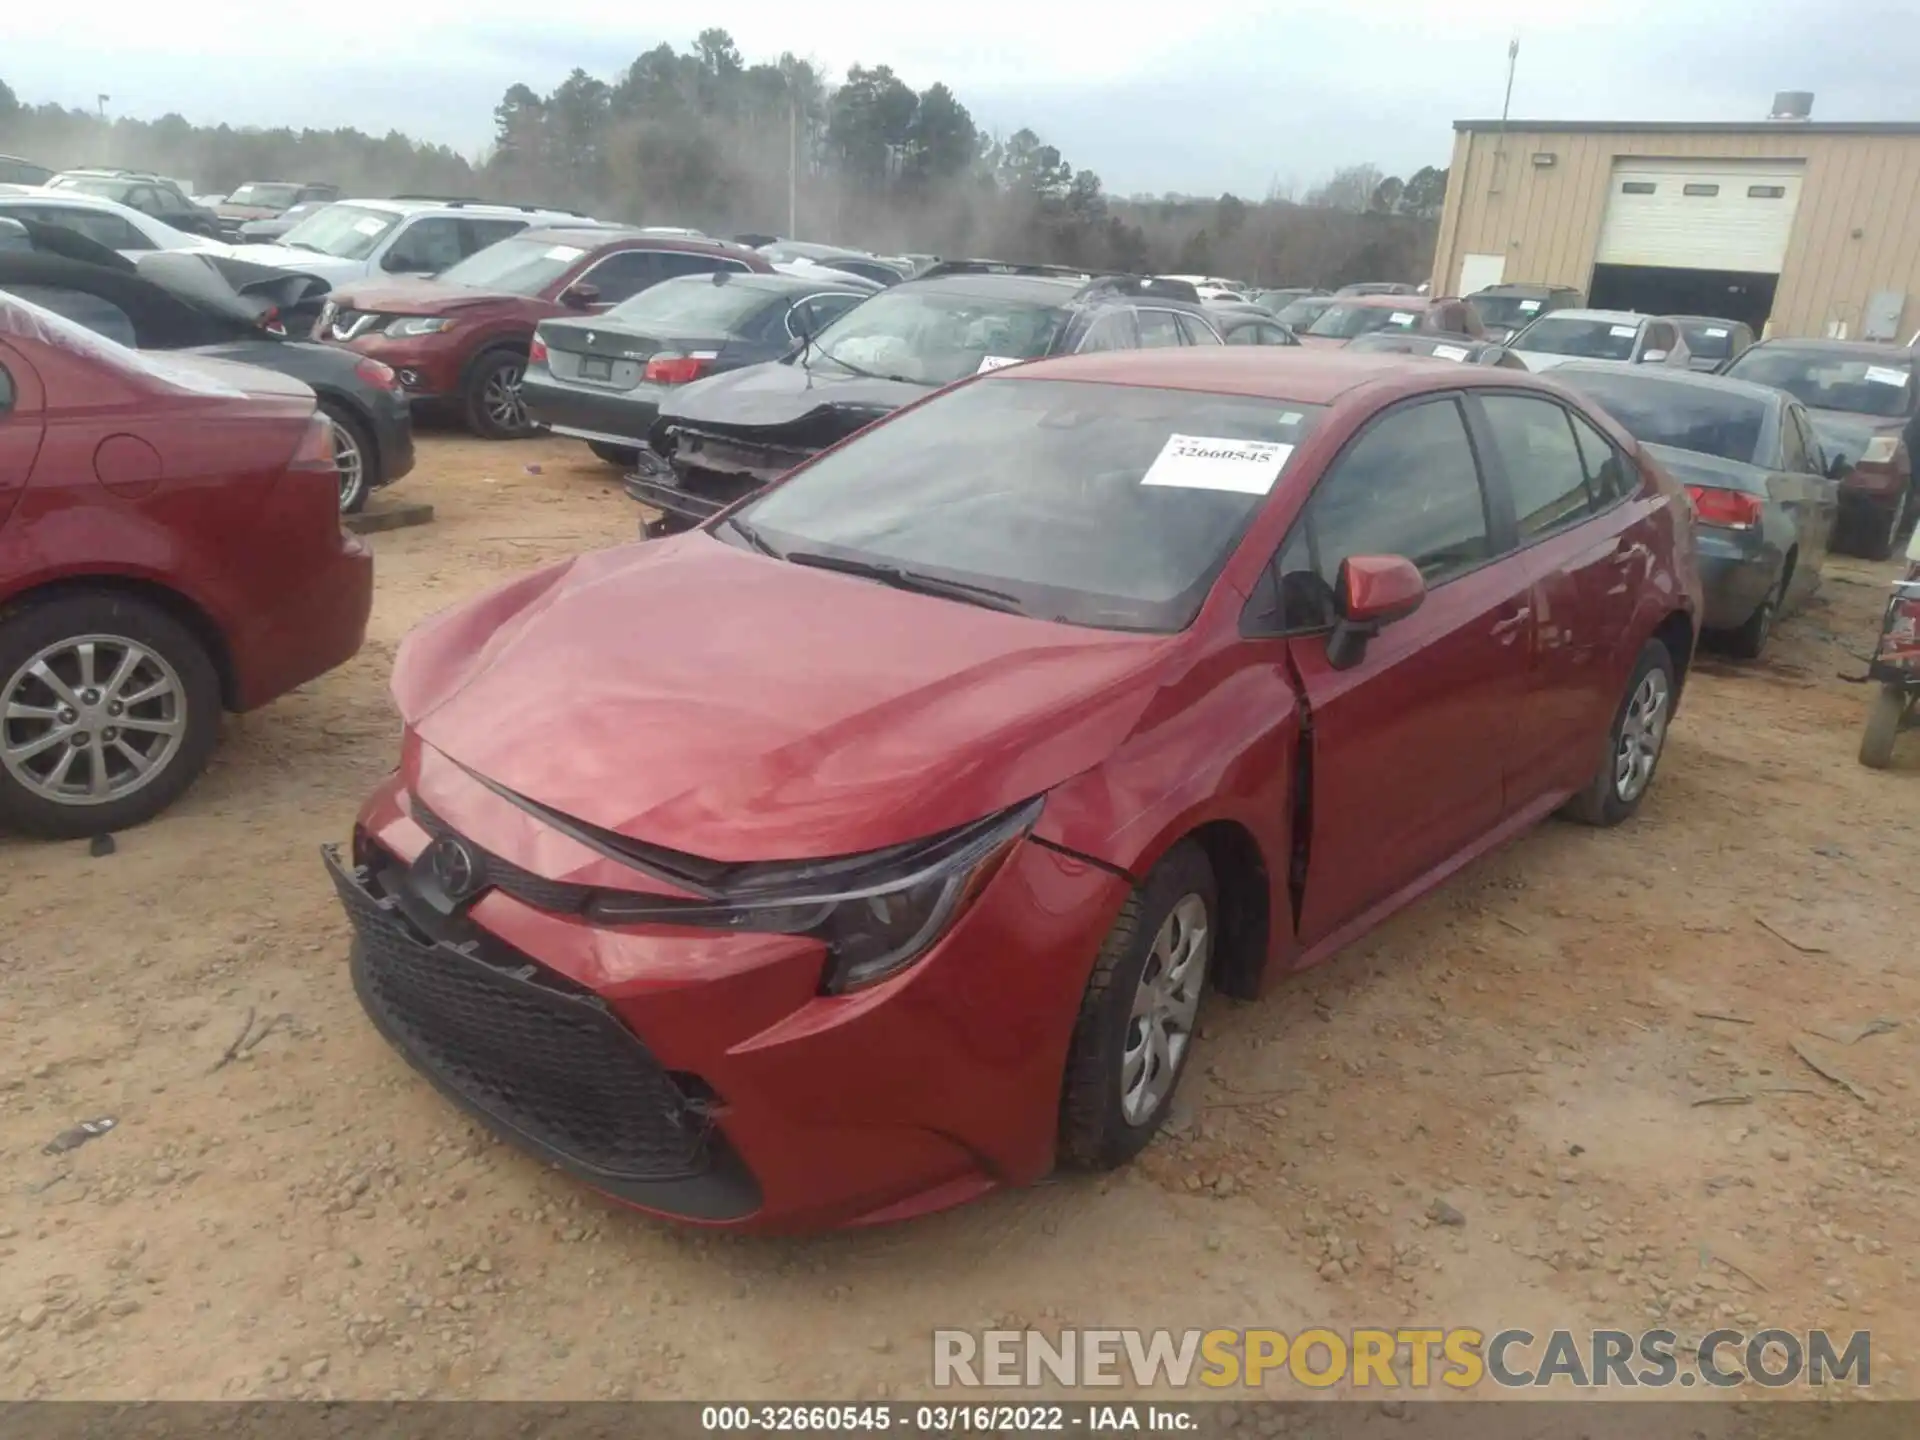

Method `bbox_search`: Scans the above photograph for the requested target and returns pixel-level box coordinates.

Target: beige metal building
[1430,108,1920,341]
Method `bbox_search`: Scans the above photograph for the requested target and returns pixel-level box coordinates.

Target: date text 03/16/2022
[699,1403,1198,1432]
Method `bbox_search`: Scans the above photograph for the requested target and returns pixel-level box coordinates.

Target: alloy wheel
[1,635,188,806]
[330,417,366,511]
[1614,668,1671,803]
[1120,893,1211,1126]
[483,360,528,432]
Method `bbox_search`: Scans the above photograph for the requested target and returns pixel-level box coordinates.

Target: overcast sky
[8,0,1916,195]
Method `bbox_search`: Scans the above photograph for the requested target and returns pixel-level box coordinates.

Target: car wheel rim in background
[484,363,527,431]
[331,419,365,509]
[1615,669,1671,803]
[1121,893,1211,1126]
[1,635,187,806]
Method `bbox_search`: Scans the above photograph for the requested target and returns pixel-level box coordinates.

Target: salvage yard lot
[2,434,1918,1401]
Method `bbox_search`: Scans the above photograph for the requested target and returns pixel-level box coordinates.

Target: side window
[384,217,465,272]
[1274,521,1333,632]
[40,206,145,250]
[459,218,526,256]
[1305,397,1493,590]
[1135,310,1183,348]
[1568,409,1630,504]
[0,362,14,414]
[790,292,865,338]
[655,251,742,282]
[1479,395,1594,540]
[1786,408,1825,474]
[1225,323,1261,346]
[125,186,161,216]
[1075,311,1135,352]
[1777,406,1812,473]
[576,250,659,303]
[5,285,138,346]
[1174,312,1221,346]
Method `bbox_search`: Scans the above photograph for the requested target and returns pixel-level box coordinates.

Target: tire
[1722,573,1782,661]
[1059,840,1216,1170]
[0,593,222,839]
[319,399,374,514]
[1862,489,1910,563]
[462,349,534,440]
[1859,683,1910,770]
[588,442,640,468]
[1563,638,1676,828]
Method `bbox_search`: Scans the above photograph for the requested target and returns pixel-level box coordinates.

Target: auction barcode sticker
[1141,435,1294,495]
[1705,326,1729,337]
[544,245,585,262]
[1432,344,1470,362]
[977,355,1021,373]
[1610,324,1637,337]
[1866,365,1910,387]
[1390,311,1416,325]
[1519,300,1541,312]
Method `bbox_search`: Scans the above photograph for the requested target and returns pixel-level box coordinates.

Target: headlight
[1860,435,1900,465]
[584,797,1043,991]
[385,316,453,337]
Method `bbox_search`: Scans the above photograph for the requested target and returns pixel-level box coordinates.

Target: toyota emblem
[428,836,480,900]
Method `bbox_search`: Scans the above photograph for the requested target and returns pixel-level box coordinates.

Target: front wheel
[1564,638,1676,827]
[463,351,534,440]
[1859,683,1911,769]
[1059,840,1216,1170]
[0,593,222,838]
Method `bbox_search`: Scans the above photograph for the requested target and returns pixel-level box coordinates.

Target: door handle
[1491,607,1532,642]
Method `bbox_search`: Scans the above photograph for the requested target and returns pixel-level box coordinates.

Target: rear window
[1722,348,1912,420]
[1469,294,1549,327]
[739,377,1325,632]
[1513,316,1640,362]
[1305,303,1418,339]
[1555,370,1767,465]
[1678,321,1741,360]
[437,236,588,295]
[607,274,783,329]
[808,286,1067,386]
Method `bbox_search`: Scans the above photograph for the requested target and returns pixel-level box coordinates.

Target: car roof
[516,226,748,255]
[1329,294,1435,310]
[1667,315,1747,327]
[1538,308,1651,325]
[332,197,578,219]
[1551,362,1785,405]
[1476,283,1577,296]
[1002,346,1552,405]
[900,272,1085,302]
[1742,336,1913,361]
[0,188,141,213]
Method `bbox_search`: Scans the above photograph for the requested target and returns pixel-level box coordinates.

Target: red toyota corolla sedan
[330,348,1701,1231]
[1,294,373,838]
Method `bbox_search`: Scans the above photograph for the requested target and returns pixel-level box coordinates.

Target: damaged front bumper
[625,428,816,531]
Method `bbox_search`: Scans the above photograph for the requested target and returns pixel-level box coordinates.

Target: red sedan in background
[0,293,372,838]
[331,348,1700,1231]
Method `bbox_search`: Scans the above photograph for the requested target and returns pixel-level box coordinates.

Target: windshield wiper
[812,347,925,386]
[784,551,1026,614]
[721,514,783,559]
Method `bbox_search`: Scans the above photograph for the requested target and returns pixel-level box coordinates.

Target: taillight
[529,337,549,366]
[1685,484,1764,530]
[1891,597,1920,646]
[290,414,336,472]
[644,352,714,385]
[259,306,285,337]
[355,357,400,391]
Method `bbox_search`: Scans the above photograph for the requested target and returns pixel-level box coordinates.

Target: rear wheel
[320,399,373,514]
[463,350,534,440]
[1859,683,1911,769]
[0,593,222,839]
[1722,571,1783,661]
[588,442,639,468]
[1862,488,1911,562]
[1059,841,1216,1169]
[1564,638,1675,827]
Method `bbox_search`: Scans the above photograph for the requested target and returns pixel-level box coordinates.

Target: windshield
[1556,371,1767,465]
[1722,348,1913,419]
[608,275,783,329]
[437,236,585,294]
[277,203,396,259]
[1470,294,1549,328]
[1274,297,1332,328]
[738,377,1324,631]
[1677,321,1740,361]
[1305,302,1418,339]
[807,287,1064,385]
[227,183,301,208]
[1513,315,1639,361]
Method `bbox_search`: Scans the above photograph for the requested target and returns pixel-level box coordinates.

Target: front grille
[326,847,714,1182]
[410,798,591,914]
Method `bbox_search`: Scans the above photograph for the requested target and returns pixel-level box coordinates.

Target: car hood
[327,278,542,316]
[399,535,1174,861]
[1513,352,1588,372]
[658,357,933,444]
[1805,407,1903,467]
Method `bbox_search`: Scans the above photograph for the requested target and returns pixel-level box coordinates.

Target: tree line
[0,47,1448,288]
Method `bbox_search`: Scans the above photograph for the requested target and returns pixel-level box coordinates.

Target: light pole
[97,94,109,120]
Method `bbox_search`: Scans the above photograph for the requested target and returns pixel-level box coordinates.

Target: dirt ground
[2,432,1917,1404]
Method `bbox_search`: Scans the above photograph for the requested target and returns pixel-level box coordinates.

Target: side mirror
[1326,555,1426,670]
[1639,349,1669,365]
[562,282,599,308]
[1827,452,1850,480]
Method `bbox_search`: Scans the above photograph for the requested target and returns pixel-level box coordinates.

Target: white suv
[229,198,595,284]
[0,186,228,260]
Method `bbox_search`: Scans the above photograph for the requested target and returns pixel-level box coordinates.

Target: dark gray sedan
[1346,330,1529,368]
[1554,364,1840,658]
[523,270,876,467]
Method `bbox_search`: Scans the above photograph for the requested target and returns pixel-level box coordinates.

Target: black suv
[45,169,222,239]
[1466,282,1584,344]
[630,264,1224,532]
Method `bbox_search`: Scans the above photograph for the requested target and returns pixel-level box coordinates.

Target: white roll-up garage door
[1595,159,1805,271]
